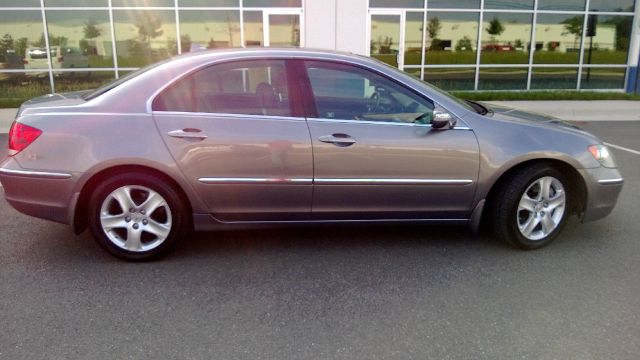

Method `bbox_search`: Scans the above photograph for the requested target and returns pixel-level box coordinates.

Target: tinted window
[305,61,434,124]
[153,60,291,116]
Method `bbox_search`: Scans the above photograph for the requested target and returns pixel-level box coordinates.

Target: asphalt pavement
[0,122,639,359]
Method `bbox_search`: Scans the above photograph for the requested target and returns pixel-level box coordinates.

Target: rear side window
[153,59,291,117]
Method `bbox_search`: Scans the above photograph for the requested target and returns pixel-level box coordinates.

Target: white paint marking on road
[604,142,640,156]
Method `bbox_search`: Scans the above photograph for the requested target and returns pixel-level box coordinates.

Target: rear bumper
[578,167,624,223]
[0,157,79,225]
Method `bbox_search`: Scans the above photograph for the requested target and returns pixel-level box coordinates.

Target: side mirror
[431,110,456,130]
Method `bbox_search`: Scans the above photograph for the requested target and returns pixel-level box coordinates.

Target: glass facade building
[0,0,638,102]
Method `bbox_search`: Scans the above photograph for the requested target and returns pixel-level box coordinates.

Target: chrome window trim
[0,167,72,179]
[597,178,624,185]
[153,111,306,122]
[307,117,471,130]
[199,177,312,184]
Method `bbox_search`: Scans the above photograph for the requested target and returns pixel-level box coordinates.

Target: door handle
[318,133,356,147]
[167,128,208,140]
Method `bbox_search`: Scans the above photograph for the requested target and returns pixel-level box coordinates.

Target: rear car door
[300,60,480,220]
[152,59,313,221]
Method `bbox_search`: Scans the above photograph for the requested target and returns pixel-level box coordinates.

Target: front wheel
[491,164,571,249]
[88,173,188,261]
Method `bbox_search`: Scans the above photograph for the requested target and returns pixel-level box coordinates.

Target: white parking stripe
[604,142,640,156]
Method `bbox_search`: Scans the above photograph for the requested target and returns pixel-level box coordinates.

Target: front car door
[152,59,313,221]
[300,60,480,220]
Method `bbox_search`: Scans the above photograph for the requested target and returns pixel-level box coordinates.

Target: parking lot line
[604,142,640,156]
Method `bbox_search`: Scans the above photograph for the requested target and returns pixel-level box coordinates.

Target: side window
[153,60,291,117]
[305,61,434,124]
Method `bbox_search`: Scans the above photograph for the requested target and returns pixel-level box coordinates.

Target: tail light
[8,121,42,156]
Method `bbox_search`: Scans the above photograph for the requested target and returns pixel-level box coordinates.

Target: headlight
[588,144,616,168]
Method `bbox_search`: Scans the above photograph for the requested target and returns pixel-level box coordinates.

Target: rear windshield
[82,61,164,100]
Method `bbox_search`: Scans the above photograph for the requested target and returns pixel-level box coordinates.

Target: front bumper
[0,157,79,225]
[578,167,624,223]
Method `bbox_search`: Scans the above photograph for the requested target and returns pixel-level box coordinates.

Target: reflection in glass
[580,67,626,89]
[589,0,635,12]
[179,0,239,6]
[485,0,533,9]
[537,0,585,11]
[370,14,400,67]
[0,11,46,72]
[369,0,423,7]
[111,0,174,6]
[44,0,108,6]
[429,0,479,8]
[113,10,177,67]
[481,12,532,64]
[243,0,302,7]
[45,10,114,69]
[424,67,475,90]
[583,15,632,65]
[534,14,583,64]
[531,68,578,89]
[0,72,51,101]
[0,0,40,6]
[53,70,115,92]
[180,10,241,52]
[403,12,423,66]
[425,12,478,65]
[479,67,528,90]
[268,14,300,47]
[243,11,263,46]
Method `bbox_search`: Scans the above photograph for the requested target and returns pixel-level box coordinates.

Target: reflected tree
[427,17,443,50]
[561,15,584,50]
[486,17,505,44]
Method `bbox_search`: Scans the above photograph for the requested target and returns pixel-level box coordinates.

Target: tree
[561,15,584,50]
[0,34,14,60]
[455,36,473,51]
[135,12,163,47]
[486,17,505,43]
[83,19,101,40]
[427,17,443,50]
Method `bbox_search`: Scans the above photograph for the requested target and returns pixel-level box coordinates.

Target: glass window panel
[403,12,423,66]
[0,11,46,70]
[530,67,578,89]
[113,10,177,67]
[304,61,434,124]
[370,14,401,67]
[179,0,239,6]
[369,0,423,8]
[580,67,626,89]
[243,0,302,7]
[404,68,421,79]
[589,0,635,12]
[0,72,51,102]
[268,14,300,47]
[481,12,532,64]
[485,0,533,9]
[424,67,476,90]
[533,14,583,64]
[243,11,263,46]
[45,10,113,68]
[44,0,108,6]
[583,15,632,65]
[0,1,40,6]
[429,0,480,9]
[425,12,478,65]
[180,10,241,51]
[478,67,528,90]
[53,70,116,92]
[154,60,291,116]
[111,0,174,6]
[537,0,585,11]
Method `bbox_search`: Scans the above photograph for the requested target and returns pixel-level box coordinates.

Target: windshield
[82,61,165,100]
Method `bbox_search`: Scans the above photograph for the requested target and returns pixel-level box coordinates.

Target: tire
[491,164,571,250]
[88,172,188,261]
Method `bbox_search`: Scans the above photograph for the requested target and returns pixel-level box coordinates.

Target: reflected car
[0,48,623,261]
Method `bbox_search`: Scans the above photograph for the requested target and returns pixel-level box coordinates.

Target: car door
[300,60,480,220]
[152,59,313,221]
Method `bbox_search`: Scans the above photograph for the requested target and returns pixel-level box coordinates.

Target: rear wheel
[491,164,570,249]
[88,173,188,261]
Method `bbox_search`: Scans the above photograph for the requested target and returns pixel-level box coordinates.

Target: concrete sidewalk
[1,101,638,133]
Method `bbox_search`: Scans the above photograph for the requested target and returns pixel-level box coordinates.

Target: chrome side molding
[0,167,72,179]
[197,177,473,185]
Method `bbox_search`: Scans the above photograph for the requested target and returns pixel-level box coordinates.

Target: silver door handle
[318,134,356,146]
[167,128,208,140]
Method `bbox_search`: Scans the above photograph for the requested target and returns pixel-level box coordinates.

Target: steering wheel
[367,91,380,113]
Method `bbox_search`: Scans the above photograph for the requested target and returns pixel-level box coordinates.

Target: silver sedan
[0,48,623,260]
